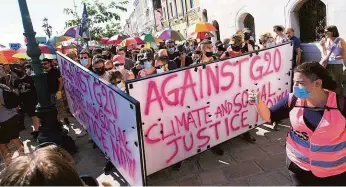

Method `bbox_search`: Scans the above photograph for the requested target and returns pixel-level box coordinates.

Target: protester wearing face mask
[155,56,169,74]
[215,41,226,59]
[112,47,135,70]
[166,40,176,58]
[191,50,202,65]
[200,39,216,63]
[79,49,92,69]
[158,49,177,70]
[242,28,259,53]
[137,49,156,78]
[259,32,275,49]
[166,40,183,69]
[109,70,125,91]
[92,58,108,81]
[221,34,244,60]
[248,62,346,186]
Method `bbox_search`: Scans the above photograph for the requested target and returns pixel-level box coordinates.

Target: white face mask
[117,83,124,91]
[156,68,164,74]
[80,58,89,66]
[116,65,124,71]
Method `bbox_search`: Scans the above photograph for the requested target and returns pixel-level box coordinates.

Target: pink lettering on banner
[128,43,294,175]
[57,53,143,186]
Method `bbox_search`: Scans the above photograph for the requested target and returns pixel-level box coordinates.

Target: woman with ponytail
[248,62,346,186]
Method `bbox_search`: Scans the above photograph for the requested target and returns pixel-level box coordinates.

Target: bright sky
[0,0,134,47]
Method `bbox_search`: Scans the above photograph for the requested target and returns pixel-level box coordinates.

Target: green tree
[63,0,128,41]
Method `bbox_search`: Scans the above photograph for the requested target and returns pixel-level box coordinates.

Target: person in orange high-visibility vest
[249,62,346,186]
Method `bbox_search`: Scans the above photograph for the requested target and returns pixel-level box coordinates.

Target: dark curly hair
[294,62,337,91]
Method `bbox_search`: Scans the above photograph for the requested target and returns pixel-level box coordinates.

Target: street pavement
[0,115,294,186]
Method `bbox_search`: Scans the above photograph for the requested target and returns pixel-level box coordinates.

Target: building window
[181,0,185,16]
[298,0,326,43]
[190,0,194,8]
[174,0,178,18]
[170,2,174,18]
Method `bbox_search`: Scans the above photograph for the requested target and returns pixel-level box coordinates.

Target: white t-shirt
[275,35,289,45]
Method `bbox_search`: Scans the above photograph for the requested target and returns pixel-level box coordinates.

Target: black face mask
[94,67,105,75]
[205,52,214,57]
[16,70,25,78]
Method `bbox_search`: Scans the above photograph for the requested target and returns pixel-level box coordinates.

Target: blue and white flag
[79,3,90,39]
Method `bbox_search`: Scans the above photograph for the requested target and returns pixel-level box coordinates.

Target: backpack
[0,83,20,109]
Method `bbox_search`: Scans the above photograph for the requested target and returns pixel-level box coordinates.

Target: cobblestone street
[2,116,294,186]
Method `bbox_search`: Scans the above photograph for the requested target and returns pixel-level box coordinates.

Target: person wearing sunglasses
[0,142,99,186]
[104,60,114,71]
[137,49,156,78]
[92,58,109,82]
[112,47,135,71]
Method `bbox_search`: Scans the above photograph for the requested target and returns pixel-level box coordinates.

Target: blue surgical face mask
[190,46,194,52]
[293,86,311,99]
[267,42,275,48]
[80,59,89,66]
[168,48,175,53]
[144,61,152,69]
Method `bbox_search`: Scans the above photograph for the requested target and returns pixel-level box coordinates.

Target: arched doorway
[290,0,326,43]
[238,13,256,39]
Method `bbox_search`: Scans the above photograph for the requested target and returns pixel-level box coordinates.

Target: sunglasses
[81,57,88,59]
[114,63,124,67]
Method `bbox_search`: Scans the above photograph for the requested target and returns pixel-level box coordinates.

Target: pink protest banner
[57,52,147,186]
[127,42,294,175]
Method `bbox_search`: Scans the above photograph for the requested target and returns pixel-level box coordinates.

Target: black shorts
[22,101,37,117]
[0,115,20,144]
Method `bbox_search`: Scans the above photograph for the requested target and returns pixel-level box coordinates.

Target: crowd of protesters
[0,24,345,186]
